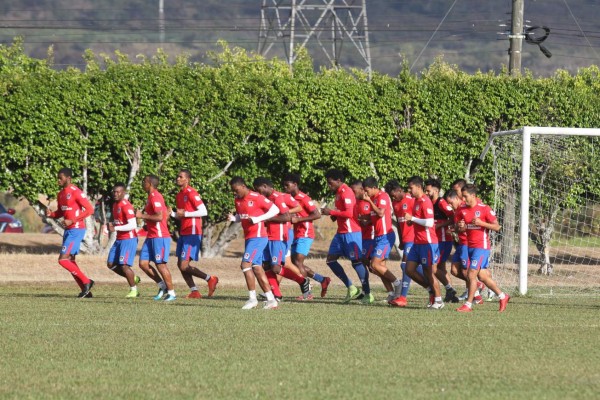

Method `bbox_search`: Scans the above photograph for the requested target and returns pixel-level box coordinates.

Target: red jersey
[356,199,374,240]
[412,195,438,245]
[52,185,93,230]
[267,191,289,242]
[330,184,361,234]
[453,202,468,245]
[112,199,137,240]
[281,192,299,236]
[392,194,415,244]
[145,190,170,239]
[370,191,393,236]
[456,201,497,249]
[176,186,204,236]
[433,197,455,242]
[234,191,273,239]
[293,191,317,239]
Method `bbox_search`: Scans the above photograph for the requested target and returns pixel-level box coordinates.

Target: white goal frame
[480,126,600,295]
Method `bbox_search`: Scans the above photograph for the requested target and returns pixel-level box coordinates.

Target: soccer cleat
[427,294,435,308]
[134,275,141,285]
[153,287,167,301]
[320,277,332,298]
[361,293,375,305]
[444,288,460,303]
[78,279,95,299]
[207,276,219,297]
[429,301,445,310]
[263,299,279,309]
[458,290,468,301]
[125,289,140,299]
[456,304,473,312]
[476,281,485,292]
[83,292,93,298]
[163,294,177,302]
[389,295,407,307]
[474,295,484,305]
[498,294,510,312]
[355,292,365,300]
[186,291,202,299]
[386,293,396,303]
[343,285,361,303]
[296,292,314,301]
[300,278,311,295]
[242,298,259,310]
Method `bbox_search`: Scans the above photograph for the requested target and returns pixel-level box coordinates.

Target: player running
[321,169,372,304]
[137,175,176,302]
[455,184,510,313]
[106,182,141,298]
[45,168,95,298]
[171,169,219,299]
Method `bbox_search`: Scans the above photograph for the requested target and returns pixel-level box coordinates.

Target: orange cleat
[207,276,219,297]
[456,304,473,312]
[186,291,201,299]
[389,295,407,308]
[498,294,510,312]
[320,277,331,298]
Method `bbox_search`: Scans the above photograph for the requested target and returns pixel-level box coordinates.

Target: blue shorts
[328,232,362,262]
[407,243,440,267]
[264,240,287,266]
[243,237,268,265]
[176,234,202,261]
[107,238,138,266]
[373,234,393,260]
[468,248,490,270]
[291,237,313,257]
[61,228,86,255]
[401,242,414,261]
[140,237,171,264]
[439,241,454,264]
[286,229,294,257]
[452,244,470,269]
[361,238,375,259]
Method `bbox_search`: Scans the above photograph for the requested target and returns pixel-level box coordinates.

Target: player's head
[143,175,160,192]
[176,169,192,187]
[424,178,441,199]
[407,176,424,197]
[282,173,300,195]
[451,178,467,193]
[253,177,274,197]
[112,182,127,202]
[384,179,404,201]
[461,183,478,206]
[445,189,462,210]
[349,179,365,199]
[325,169,345,192]
[362,177,379,197]
[229,176,249,199]
[57,167,73,187]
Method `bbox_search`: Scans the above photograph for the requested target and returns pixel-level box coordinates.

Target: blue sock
[352,261,370,295]
[401,262,411,297]
[312,273,325,283]
[326,261,352,287]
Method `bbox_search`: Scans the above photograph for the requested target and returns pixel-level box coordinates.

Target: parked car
[0,204,24,233]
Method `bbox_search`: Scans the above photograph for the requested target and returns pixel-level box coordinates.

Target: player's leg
[405,244,430,289]
[263,245,283,299]
[58,229,92,296]
[424,244,443,309]
[325,234,359,302]
[437,242,458,302]
[270,241,310,299]
[344,233,371,304]
[474,250,510,312]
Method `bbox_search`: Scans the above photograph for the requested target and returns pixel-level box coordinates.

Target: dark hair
[113,182,127,190]
[58,168,73,178]
[252,177,273,188]
[146,175,160,188]
[384,179,402,194]
[229,176,246,186]
[282,173,300,185]
[362,177,378,189]
[445,189,460,200]
[407,176,423,188]
[424,178,441,190]
[462,183,477,195]
[451,178,467,189]
[325,169,345,182]
[349,179,363,187]
[179,169,192,179]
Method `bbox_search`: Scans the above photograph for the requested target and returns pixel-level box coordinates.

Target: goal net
[481,127,600,296]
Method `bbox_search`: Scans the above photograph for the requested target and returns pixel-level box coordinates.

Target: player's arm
[250,204,280,224]
[292,207,321,224]
[136,209,164,222]
[288,205,303,214]
[114,217,137,232]
[329,196,354,219]
[435,219,453,230]
[174,203,207,219]
[405,212,434,228]
[269,211,291,223]
[474,212,501,232]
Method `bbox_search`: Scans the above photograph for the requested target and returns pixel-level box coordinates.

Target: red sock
[265,271,282,297]
[279,266,305,285]
[58,259,91,286]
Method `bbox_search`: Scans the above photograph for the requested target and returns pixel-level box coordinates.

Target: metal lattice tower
[258,0,372,78]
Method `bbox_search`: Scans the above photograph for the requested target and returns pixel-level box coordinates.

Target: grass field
[1,283,599,400]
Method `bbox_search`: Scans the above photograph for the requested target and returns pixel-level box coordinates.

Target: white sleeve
[250,204,280,224]
[412,217,434,228]
[184,203,208,218]
[228,214,241,223]
[114,218,137,232]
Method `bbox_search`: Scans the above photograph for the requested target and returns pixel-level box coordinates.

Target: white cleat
[429,301,445,310]
[458,291,468,301]
[242,299,259,310]
[263,299,279,310]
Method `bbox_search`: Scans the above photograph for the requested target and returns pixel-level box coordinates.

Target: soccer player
[362,177,404,304]
[321,169,372,304]
[253,177,311,300]
[228,176,280,310]
[282,173,331,297]
[455,184,510,312]
[402,176,444,309]
[45,168,95,298]
[349,181,379,284]
[106,182,140,298]
[425,178,459,303]
[136,175,176,302]
[171,169,219,299]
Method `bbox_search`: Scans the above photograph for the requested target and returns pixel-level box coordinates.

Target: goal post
[480,126,600,296]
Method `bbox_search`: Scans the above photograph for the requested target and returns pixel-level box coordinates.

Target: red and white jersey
[53,185,93,230]
[370,191,393,237]
[112,199,137,240]
[433,197,455,242]
[234,191,273,239]
[356,199,374,240]
[145,190,170,239]
[293,191,317,239]
[330,184,361,234]
[176,186,204,236]
[453,202,469,246]
[412,195,438,245]
[456,201,497,249]
[392,194,415,244]
[281,192,299,237]
[267,191,289,242]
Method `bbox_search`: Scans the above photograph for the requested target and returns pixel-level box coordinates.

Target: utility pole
[159,0,165,44]
[508,0,524,76]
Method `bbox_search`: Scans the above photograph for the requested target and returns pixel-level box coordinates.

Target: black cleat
[78,279,95,299]
[355,292,365,300]
[300,278,311,294]
[444,288,459,303]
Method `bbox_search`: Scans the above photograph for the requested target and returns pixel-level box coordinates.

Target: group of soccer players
[46,167,510,313]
